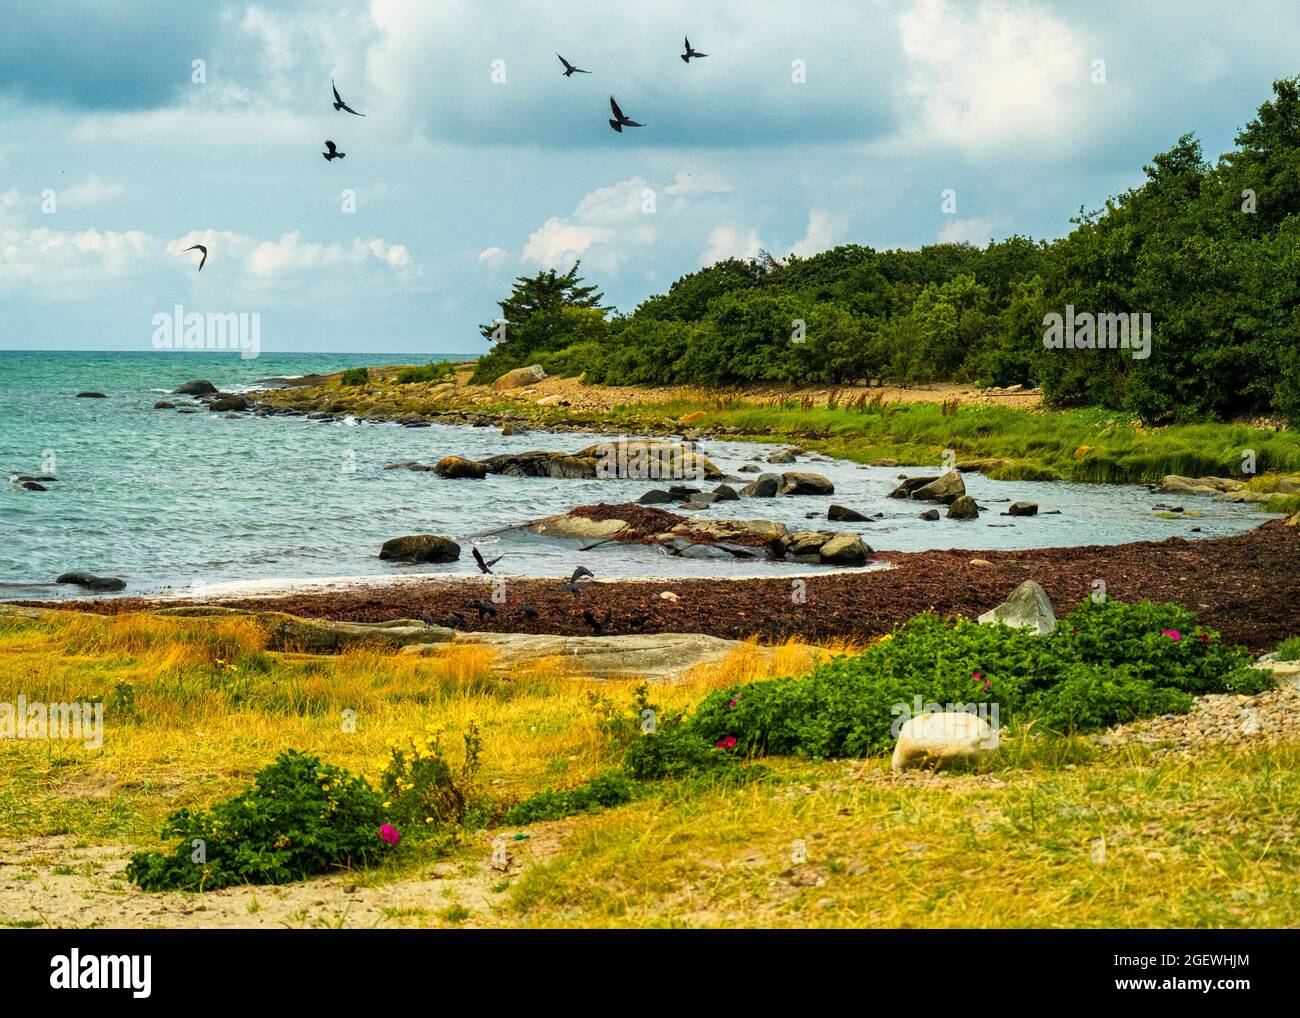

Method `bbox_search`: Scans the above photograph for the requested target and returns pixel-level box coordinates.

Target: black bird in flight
[681,36,708,62]
[570,566,595,583]
[521,604,540,620]
[557,54,590,77]
[332,80,365,116]
[322,140,345,161]
[472,547,504,574]
[608,95,643,133]
[583,608,613,636]
[183,244,207,271]
[470,599,499,620]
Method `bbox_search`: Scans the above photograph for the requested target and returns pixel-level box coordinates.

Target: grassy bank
[256,369,1300,503]
[3,608,1299,927]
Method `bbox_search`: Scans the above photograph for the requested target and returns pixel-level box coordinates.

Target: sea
[0,350,1278,600]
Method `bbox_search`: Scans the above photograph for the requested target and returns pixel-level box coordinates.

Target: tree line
[471,77,1300,424]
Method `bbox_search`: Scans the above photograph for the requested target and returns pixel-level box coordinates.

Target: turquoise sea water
[0,350,1278,599]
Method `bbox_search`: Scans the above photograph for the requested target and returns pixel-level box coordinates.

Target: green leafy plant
[379,723,484,832]
[504,771,641,824]
[125,750,388,892]
[395,361,456,385]
[339,366,370,386]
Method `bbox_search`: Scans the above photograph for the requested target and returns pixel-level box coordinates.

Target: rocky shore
[34,519,1300,655]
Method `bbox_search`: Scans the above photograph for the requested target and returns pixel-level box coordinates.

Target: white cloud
[701,225,763,266]
[664,170,735,195]
[790,209,845,258]
[58,175,127,210]
[522,176,659,271]
[937,216,998,245]
[895,0,1089,156]
[478,245,507,264]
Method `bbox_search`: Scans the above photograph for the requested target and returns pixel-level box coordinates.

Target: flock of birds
[179,39,703,635]
[179,36,707,273]
[423,551,650,637]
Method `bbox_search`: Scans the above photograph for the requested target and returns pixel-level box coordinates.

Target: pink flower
[1161,629,1181,641]
[715,736,737,749]
[1198,634,1210,644]
[727,699,738,708]
[379,823,401,846]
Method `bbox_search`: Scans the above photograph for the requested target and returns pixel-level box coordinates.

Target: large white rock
[892,712,998,772]
[978,579,1056,635]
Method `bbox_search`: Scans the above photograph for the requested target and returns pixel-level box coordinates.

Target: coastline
[29,518,1300,655]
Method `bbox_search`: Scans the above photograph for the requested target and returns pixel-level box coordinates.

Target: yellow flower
[321,784,330,791]
[383,801,391,808]
[425,817,434,824]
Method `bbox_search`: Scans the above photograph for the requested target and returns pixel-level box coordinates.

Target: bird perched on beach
[557,54,590,77]
[447,611,466,629]
[322,140,345,161]
[521,604,539,620]
[557,581,586,596]
[681,36,708,62]
[472,547,503,574]
[608,95,643,133]
[583,608,613,636]
[628,614,648,634]
[331,80,365,116]
[420,612,436,628]
[470,599,499,620]
[183,244,207,271]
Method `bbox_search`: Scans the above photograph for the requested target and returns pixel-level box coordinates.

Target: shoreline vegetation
[247,363,1300,515]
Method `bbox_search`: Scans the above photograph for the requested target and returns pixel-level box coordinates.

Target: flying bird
[608,95,643,133]
[570,566,594,583]
[681,36,708,62]
[322,140,345,161]
[556,54,590,77]
[183,244,207,271]
[583,608,613,636]
[332,80,365,116]
[472,547,504,574]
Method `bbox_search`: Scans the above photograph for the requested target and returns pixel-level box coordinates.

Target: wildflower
[1161,629,1182,641]
[379,823,401,846]
[321,784,330,792]
[728,699,738,708]
[425,817,434,824]
[1198,633,1210,644]
[383,801,391,809]
[715,736,738,749]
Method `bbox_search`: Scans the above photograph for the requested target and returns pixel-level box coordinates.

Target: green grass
[1275,636,1300,661]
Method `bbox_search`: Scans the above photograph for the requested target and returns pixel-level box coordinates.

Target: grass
[3,608,1299,926]
[255,370,1300,492]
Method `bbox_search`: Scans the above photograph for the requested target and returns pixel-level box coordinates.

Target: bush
[395,361,455,385]
[1274,636,1300,661]
[504,771,641,824]
[379,723,486,832]
[1024,664,1194,730]
[339,367,370,386]
[126,750,388,892]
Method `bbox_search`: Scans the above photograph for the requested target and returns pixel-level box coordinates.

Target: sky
[1,0,1297,356]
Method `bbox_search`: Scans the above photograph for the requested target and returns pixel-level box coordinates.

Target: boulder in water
[947,496,980,519]
[828,503,869,522]
[174,380,218,396]
[434,455,488,479]
[379,535,461,564]
[780,471,834,496]
[76,391,107,398]
[56,572,126,591]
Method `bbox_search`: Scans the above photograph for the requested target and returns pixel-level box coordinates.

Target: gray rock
[740,474,781,497]
[712,484,741,502]
[434,455,488,479]
[780,471,835,496]
[638,489,676,505]
[819,532,871,566]
[209,394,251,412]
[977,579,1057,635]
[490,364,547,389]
[174,380,218,396]
[738,464,761,474]
[827,503,869,522]
[888,476,940,499]
[378,535,461,564]
[919,509,941,521]
[947,496,980,519]
[911,470,966,504]
[153,401,176,410]
[767,449,797,464]
[76,391,107,398]
[1006,501,1038,516]
[56,572,126,591]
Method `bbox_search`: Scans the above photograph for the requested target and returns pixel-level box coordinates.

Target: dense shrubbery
[692,599,1267,757]
[475,78,1300,424]
[126,750,389,891]
[340,366,369,385]
[505,599,1267,826]
[395,360,456,384]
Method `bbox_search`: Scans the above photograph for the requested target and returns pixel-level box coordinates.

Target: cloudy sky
[2,0,1296,355]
